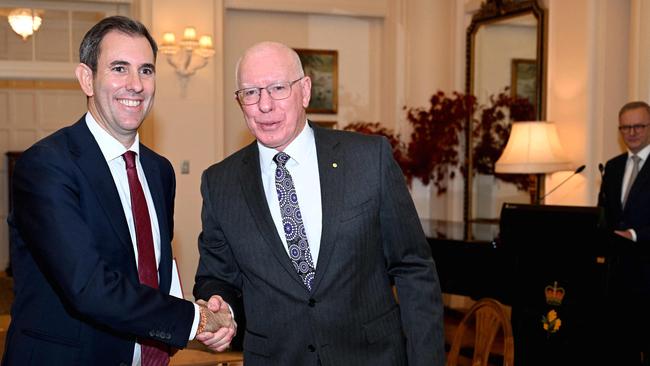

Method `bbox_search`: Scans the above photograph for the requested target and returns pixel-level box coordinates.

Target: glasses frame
[618,123,650,134]
[235,77,304,106]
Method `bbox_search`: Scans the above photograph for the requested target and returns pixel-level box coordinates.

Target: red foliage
[343,88,536,194]
[402,91,474,194]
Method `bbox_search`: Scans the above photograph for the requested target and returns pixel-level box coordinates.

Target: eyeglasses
[235,77,304,105]
[618,123,650,133]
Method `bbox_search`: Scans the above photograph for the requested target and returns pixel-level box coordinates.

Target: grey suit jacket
[194,124,444,366]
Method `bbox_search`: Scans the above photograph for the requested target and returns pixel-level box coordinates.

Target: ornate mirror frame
[464,0,547,231]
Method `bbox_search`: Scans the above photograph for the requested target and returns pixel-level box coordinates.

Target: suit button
[308,344,316,352]
[308,298,316,307]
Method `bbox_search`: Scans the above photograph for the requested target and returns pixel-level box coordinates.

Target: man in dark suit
[193,41,445,365]
[598,101,650,365]
[2,16,232,366]
[599,101,650,242]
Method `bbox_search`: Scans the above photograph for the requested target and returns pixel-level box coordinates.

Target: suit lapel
[139,147,172,293]
[238,143,305,288]
[310,124,345,293]
[67,119,138,278]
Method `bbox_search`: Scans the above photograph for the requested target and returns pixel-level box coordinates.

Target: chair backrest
[446,298,514,366]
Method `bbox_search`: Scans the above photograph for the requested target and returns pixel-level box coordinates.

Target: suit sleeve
[193,169,243,308]
[12,145,195,348]
[377,138,446,366]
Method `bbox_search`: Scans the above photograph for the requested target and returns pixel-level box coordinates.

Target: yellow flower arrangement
[541,309,562,334]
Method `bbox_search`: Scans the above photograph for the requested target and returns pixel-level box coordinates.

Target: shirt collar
[629,144,650,162]
[258,121,314,173]
[85,112,140,162]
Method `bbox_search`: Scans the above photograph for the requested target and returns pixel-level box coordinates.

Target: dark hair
[79,15,157,73]
[619,101,650,119]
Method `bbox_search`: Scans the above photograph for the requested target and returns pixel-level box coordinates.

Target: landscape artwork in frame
[295,48,338,114]
[511,58,537,115]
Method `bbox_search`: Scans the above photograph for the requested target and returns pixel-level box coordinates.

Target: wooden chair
[446,298,514,366]
[170,349,243,366]
[170,340,243,366]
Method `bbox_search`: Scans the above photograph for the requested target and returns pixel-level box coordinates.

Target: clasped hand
[195,295,237,352]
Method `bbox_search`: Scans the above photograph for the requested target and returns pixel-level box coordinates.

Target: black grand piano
[425,203,638,365]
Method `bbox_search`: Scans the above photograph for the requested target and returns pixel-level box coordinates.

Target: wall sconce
[159,27,215,95]
[7,8,42,40]
[495,121,572,203]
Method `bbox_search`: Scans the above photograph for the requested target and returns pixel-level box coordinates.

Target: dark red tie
[123,151,170,366]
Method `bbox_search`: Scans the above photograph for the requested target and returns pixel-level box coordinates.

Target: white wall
[545,0,630,206]
[149,0,222,296]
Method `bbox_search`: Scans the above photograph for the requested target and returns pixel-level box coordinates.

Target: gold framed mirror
[464,0,547,235]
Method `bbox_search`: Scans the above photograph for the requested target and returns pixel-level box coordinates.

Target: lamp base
[530,173,545,204]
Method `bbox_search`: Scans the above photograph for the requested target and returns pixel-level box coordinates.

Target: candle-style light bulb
[162,32,175,45]
[199,35,213,49]
[183,27,197,41]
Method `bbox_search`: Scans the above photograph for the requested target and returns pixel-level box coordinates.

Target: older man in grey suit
[193,41,444,365]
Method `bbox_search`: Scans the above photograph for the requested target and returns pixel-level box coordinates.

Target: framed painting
[511,58,538,113]
[295,48,338,114]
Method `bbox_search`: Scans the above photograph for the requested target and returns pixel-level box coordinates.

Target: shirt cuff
[630,229,638,242]
[189,303,200,340]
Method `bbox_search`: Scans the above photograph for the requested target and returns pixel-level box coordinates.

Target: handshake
[194,296,237,351]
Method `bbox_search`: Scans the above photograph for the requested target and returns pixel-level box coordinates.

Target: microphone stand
[537,165,586,204]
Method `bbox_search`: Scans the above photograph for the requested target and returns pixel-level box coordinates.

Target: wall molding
[224,0,387,18]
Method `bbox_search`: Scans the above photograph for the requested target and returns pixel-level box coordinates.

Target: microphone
[597,162,606,206]
[537,165,586,203]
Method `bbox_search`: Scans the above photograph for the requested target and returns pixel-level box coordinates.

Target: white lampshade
[495,121,572,173]
[8,8,42,40]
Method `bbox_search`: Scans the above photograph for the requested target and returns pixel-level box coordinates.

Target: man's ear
[234,94,247,112]
[301,76,312,109]
[75,63,94,97]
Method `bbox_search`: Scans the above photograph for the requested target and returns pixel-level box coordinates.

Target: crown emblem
[545,281,565,306]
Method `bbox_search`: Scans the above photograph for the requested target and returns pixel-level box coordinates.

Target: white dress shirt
[258,123,323,266]
[85,113,199,366]
[620,144,650,242]
[621,144,650,203]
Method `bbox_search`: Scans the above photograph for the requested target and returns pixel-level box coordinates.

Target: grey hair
[619,101,650,119]
[235,41,304,86]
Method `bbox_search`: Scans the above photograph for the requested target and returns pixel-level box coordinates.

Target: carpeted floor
[0,274,13,315]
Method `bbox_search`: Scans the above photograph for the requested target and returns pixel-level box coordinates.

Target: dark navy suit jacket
[599,151,650,297]
[599,152,650,243]
[2,116,194,366]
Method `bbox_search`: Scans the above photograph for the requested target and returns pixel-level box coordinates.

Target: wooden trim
[0,79,80,90]
[224,0,387,18]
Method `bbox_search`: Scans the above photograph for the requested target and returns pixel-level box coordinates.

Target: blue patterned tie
[273,152,316,291]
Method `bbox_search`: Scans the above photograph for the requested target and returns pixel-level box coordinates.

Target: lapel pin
[332,162,338,168]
